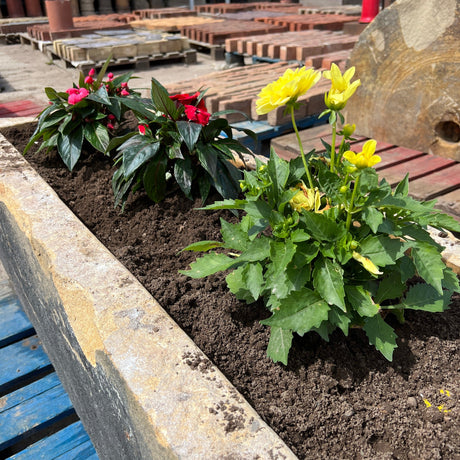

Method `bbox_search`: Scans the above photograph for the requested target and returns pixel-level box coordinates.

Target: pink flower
[184,104,211,126]
[120,89,129,96]
[107,123,114,130]
[84,76,94,85]
[107,114,116,121]
[121,82,128,88]
[138,124,147,135]
[88,68,95,77]
[107,72,114,81]
[66,87,89,105]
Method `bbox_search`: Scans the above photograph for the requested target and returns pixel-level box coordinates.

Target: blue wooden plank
[0,372,61,415]
[0,375,75,450]
[9,421,98,460]
[0,297,35,348]
[0,336,52,394]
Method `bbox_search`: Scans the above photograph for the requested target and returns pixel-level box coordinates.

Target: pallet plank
[9,421,98,460]
[375,146,426,170]
[0,375,75,451]
[0,296,34,348]
[0,336,52,394]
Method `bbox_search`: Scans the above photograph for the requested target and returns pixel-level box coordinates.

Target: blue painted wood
[9,421,98,460]
[0,336,53,395]
[0,296,35,348]
[0,373,75,450]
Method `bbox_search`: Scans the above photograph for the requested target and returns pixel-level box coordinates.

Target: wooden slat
[377,155,457,187]
[375,146,426,170]
[0,336,52,395]
[408,163,460,201]
[9,421,98,460]
[0,296,35,347]
[0,373,75,451]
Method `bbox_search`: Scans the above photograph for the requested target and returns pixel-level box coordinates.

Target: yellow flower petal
[324,64,360,110]
[352,251,383,275]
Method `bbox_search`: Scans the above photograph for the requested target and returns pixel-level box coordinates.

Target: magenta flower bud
[120,89,129,96]
[121,82,128,88]
[108,114,116,120]
[107,73,114,81]
[88,68,95,77]
[84,76,94,85]
[107,123,114,130]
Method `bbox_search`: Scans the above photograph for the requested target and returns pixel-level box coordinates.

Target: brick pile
[179,20,288,45]
[0,18,47,35]
[195,3,256,14]
[298,5,363,15]
[130,17,223,33]
[133,8,197,19]
[254,13,360,31]
[225,30,357,62]
[165,61,333,126]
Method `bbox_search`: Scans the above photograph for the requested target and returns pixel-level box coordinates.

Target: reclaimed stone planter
[0,130,297,459]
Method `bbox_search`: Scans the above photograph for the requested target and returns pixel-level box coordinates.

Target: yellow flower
[289,182,327,213]
[323,64,361,111]
[256,67,321,115]
[352,251,383,276]
[343,139,381,169]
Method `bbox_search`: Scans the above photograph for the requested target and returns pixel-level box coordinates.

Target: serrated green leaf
[302,211,346,242]
[397,283,450,312]
[394,173,409,197]
[345,285,379,317]
[397,255,416,282]
[361,207,383,233]
[363,314,397,361]
[245,262,264,300]
[181,240,224,252]
[313,256,346,311]
[225,263,263,302]
[267,151,289,199]
[180,253,235,278]
[329,305,351,335]
[266,327,293,365]
[260,288,330,335]
[358,168,379,194]
[177,120,202,152]
[442,267,460,293]
[375,272,406,304]
[220,219,250,251]
[412,243,445,294]
[243,200,273,221]
[359,234,406,266]
[270,240,296,273]
[238,236,271,262]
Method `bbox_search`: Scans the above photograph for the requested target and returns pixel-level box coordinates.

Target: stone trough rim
[0,127,297,459]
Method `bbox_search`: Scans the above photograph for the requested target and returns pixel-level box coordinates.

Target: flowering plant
[110,78,253,207]
[24,58,138,171]
[181,64,460,364]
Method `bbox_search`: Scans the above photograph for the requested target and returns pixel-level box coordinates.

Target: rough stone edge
[0,131,297,459]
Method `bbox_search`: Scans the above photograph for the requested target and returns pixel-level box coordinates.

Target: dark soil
[2,124,459,460]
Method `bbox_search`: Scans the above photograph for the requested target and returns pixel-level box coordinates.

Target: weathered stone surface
[0,132,297,460]
[346,0,460,161]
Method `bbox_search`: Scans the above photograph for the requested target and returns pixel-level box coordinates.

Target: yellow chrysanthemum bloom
[343,139,381,169]
[256,67,321,115]
[352,251,383,276]
[323,63,361,111]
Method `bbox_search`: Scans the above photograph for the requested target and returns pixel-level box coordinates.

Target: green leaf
[394,173,409,197]
[359,234,406,266]
[397,283,450,312]
[150,77,179,119]
[119,96,155,119]
[239,236,271,262]
[270,240,296,273]
[106,131,137,154]
[267,150,289,199]
[86,84,110,105]
[329,306,351,335]
[243,200,272,221]
[345,285,379,317]
[56,125,83,171]
[358,168,378,194]
[361,207,383,233]
[412,243,445,294]
[177,120,202,152]
[180,253,235,278]
[181,241,224,252]
[196,144,218,179]
[313,256,346,311]
[363,314,397,361]
[45,87,59,100]
[123,138,160,178]
[83,122,110,153]
[220,219,250,252]
[261,288,330,335]
[397,255,416,282]
[375,272,406,304]
[226,264,257,303]
[442,267,460,294]
[266,327,293,365]
[302,211,346,242]
[174,157,193,198]
[143,156,167,203]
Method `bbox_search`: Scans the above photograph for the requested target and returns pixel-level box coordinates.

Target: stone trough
[0,130,297,459]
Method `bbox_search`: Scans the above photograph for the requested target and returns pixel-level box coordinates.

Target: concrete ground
[0,42,224,107]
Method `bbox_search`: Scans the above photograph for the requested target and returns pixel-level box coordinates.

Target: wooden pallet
[270,124,460,221]
[0,272,98,459]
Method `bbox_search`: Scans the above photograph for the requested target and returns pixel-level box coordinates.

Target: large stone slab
[346,0,460,161]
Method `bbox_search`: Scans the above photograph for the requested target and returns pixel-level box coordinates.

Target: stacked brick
[179,20,287,45]
[165,62,331,126]
[225,30,357,63]
[195,3,256,15]
[132,8,197,19]
[130,17,223,33]
[254,14,360,32]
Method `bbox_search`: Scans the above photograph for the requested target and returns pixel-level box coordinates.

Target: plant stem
[330,117,337,173]
[346,173,360,231]
[290,105,314,189]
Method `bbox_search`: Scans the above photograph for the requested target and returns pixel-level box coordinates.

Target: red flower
[107,72,114,81]
[88,68,95,77]
[107,123,114,130]
[120,89,130,96]
[84,76,94,85]
[170,92,206,111]
[66,87,89,105]
[138,124,147,135]
[121,82,128,88]
[184,104,211,126]
[107,114,116,120]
